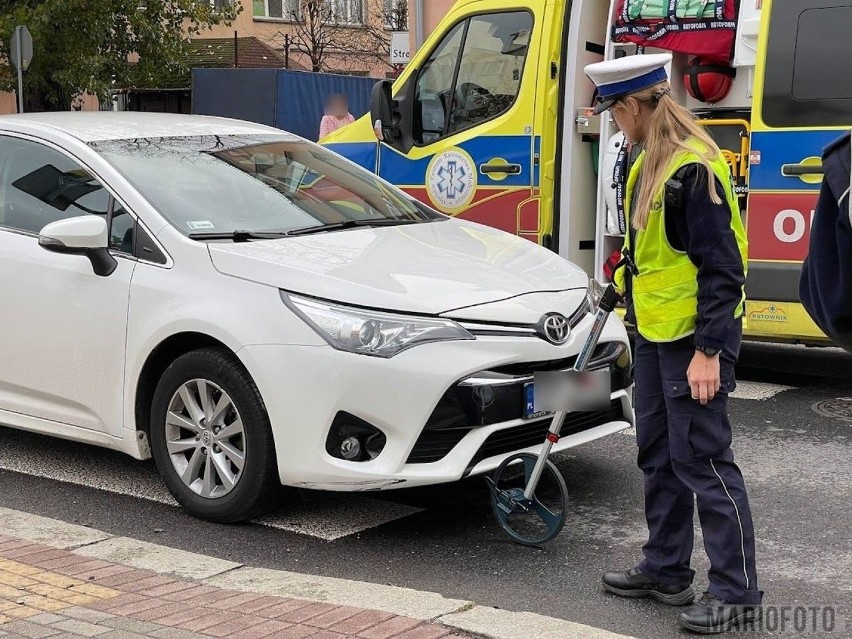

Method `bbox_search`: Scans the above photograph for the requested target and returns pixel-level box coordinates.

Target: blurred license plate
[527,369,610,415]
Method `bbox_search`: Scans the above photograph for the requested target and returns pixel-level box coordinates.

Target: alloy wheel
[165,379,246,499]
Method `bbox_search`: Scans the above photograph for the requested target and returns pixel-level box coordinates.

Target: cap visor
[593,99,615,115]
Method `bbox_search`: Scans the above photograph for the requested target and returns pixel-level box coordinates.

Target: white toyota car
[0,112,633,522]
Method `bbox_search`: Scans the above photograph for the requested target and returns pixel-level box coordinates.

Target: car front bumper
[238,315,634,492]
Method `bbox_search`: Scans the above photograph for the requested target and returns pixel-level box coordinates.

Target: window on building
[260,0,363,25]
[383,0,408,30]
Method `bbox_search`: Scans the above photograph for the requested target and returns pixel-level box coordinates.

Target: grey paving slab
[48,619,110,637]
[99,618,166,635]
[59,608,117,624]
[0,620,59,638]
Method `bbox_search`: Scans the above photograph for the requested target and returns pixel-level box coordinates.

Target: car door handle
[480,163,522,175]
[781,163,824,176]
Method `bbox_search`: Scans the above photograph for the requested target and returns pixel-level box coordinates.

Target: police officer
[584,54,763,634]
[800,130,852,351]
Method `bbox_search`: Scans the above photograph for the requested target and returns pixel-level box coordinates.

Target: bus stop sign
[10,26,33,72]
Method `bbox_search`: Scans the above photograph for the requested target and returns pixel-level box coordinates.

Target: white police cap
[585,53,672,114]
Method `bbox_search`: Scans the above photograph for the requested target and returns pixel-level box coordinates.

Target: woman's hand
[687,351,721,405]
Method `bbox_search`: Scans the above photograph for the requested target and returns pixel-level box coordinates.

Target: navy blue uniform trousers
[633,321,763,605]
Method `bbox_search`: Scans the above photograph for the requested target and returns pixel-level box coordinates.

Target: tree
[277,0,349,73]
[363,0,407,75]
[0,0,241,111]
[272,0,408,75]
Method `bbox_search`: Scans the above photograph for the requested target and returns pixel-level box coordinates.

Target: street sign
[10,26,33,72]
[10,25,33,114]
[390,31,410,65]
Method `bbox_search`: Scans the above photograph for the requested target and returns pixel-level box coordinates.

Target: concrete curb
[0,506,636,639]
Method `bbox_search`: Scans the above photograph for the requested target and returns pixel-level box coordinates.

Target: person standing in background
[319,93,355,140]
[800,131,852,351]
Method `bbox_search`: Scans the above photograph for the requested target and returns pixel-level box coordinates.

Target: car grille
[406,398,624,465]
[464,399,624,474]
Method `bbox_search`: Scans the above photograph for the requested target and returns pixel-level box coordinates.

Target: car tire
[149,347,281,523]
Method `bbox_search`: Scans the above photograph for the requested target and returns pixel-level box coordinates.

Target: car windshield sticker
[187,220,215,230]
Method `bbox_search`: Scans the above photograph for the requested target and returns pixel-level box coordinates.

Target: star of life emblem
[426,149,477,212]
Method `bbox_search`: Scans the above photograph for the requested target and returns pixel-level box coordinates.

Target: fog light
[326,412,387,462]
[340,436,362,460]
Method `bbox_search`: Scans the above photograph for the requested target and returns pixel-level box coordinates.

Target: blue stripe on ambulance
[378,136,533,187]
[324,142,378,174]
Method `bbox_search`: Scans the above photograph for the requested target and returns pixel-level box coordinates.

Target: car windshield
[89,134,440,237]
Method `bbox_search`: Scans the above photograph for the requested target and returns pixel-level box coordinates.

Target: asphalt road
[1,342,851,638]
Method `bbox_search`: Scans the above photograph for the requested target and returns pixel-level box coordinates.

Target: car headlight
[281,292,474,358]
[568,277,605,328]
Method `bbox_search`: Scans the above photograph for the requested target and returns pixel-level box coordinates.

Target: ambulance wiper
[285,218,418,236]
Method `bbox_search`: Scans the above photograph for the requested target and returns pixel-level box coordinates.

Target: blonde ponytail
[617,81,722,230]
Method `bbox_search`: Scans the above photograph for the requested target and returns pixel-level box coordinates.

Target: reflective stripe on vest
[623,139,748,342]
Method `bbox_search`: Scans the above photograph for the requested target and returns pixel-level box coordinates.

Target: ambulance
[323,0,852,344]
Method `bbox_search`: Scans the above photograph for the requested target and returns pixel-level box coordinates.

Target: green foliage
[0,0,241,110]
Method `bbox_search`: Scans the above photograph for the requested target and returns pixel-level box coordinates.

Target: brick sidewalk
[0,535,461,639]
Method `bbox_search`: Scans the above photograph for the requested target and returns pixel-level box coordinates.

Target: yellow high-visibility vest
[622,138,748,342]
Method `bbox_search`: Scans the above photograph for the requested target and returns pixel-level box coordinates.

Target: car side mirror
[38,215,117,277]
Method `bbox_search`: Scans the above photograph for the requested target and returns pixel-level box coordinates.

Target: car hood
[208,219,588,316]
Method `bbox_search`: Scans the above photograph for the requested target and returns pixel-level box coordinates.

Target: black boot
[680,593,761,634]
[602,567,695,606]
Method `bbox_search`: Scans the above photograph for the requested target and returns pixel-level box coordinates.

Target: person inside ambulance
[800,131,852,352]
[585,54,763,634]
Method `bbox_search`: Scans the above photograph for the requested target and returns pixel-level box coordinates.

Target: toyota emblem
[540,313,570,345]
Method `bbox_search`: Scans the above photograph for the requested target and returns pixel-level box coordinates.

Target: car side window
[413,11,533,145]
[0,136,136,254]
[0,136,109,236]
[109,200,135,253]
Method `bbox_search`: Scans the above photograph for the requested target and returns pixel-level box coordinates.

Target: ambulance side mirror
[370,78,414,154]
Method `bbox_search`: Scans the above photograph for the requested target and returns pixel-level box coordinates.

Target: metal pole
[414,0,424,49]
[15,27,24,114]
[284,34,290,69]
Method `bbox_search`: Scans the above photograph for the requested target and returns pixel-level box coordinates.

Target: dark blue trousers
[633,322,763,605]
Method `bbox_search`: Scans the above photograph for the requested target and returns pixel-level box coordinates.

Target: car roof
[0,112,297,143]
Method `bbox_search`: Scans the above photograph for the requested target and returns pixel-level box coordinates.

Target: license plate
[528,369,611,414]
[523,382,550,420]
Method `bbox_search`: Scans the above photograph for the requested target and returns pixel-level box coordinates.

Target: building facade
[203,0,406,77]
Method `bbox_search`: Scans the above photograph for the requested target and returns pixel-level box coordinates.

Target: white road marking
[730,380,795,401]
[0,426,421,541]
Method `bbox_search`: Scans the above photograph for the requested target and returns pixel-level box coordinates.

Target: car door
[0,134,135,434]
[746,0,852,340]
[376,5,545,243]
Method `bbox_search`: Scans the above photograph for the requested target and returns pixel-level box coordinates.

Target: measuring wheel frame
[488,452,569,546]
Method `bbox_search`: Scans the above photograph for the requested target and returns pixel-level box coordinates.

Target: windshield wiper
[285,218,418,237]
[188,230,291,242]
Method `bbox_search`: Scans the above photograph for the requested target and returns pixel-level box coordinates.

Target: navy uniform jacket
[800,132,852,351]
[626,162,746,351]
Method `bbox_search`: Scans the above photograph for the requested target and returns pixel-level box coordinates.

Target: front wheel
[149,348,281,523]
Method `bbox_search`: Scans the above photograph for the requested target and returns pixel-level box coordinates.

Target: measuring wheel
[488,452,569,546]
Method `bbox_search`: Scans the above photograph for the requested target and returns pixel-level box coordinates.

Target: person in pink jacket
[319,94,355,140]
